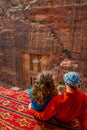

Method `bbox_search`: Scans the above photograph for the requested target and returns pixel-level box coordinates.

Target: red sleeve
[29,97,56,121]
[79,110,87,130]
[79,94,87,130]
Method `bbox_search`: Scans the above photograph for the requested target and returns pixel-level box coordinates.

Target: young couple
[28,71,87,130]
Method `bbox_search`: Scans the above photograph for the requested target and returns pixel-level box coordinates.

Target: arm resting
[29,97,56,121]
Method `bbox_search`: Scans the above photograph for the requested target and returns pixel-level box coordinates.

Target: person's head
[63,71,82,88]
[32,71,58,104]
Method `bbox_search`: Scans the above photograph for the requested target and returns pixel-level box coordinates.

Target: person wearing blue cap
[29,71,87,130]
[64,71,82,87]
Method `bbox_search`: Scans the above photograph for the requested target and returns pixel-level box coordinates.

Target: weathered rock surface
[0,0,87,90]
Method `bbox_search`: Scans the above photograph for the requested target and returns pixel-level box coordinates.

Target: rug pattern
[0,86,80,130]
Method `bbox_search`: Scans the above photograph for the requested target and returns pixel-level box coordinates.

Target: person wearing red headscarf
[29,71,87,130]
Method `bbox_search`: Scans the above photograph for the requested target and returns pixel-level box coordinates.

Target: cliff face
[0,0,87,89]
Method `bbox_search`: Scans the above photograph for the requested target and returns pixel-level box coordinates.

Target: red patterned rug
[0,86,81,130]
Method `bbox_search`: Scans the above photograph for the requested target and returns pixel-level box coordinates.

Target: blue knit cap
[63,71,82,87]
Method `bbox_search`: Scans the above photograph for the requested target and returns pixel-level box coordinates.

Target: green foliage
[62,49,72,58]
[31,19,38,23]
[39,21,45,24]
[62,49,69,53]
[58,82,65,86]
[12,2,18,7]
[24,17,28,20]
[24,17,38,22]
[24,17,45,24]
[21,5,26,10]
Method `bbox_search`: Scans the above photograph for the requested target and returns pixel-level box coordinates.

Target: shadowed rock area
[0,0,87,93]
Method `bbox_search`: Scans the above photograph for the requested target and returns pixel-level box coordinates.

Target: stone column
[32,58,39,72]
[40,55,49,71]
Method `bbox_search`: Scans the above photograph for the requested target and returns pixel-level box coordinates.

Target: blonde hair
[32,71,58,104]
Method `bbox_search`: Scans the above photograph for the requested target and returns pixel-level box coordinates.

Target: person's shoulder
[53,93,63,101]
[79,91,87,99]
[79,91,87,95]
[29,87,32,92]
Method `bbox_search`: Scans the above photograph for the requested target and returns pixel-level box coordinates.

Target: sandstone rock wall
[0,0,87,89]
